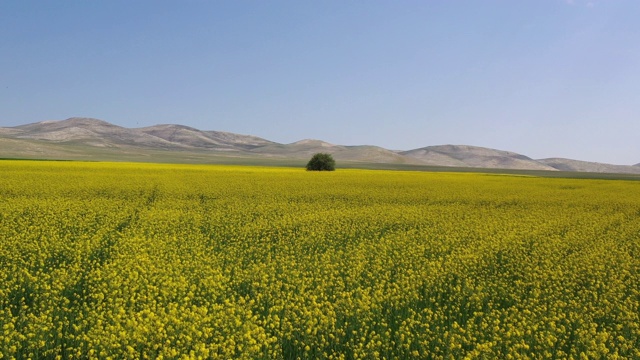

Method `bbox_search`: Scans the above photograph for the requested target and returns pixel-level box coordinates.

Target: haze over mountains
[1,117,639,174]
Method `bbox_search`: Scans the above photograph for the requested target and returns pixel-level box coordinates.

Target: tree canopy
[306,153,336,171]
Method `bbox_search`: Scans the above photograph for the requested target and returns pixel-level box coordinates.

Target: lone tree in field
[306,153,336,171]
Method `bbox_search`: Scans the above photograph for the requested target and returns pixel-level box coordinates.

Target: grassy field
[1,160,639,359]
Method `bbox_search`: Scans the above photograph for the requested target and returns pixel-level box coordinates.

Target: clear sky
[1,1,639,164]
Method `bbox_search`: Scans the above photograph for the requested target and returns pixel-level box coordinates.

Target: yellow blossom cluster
[1,161,639,359]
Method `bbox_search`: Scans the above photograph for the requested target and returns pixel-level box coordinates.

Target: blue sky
[1,1,639,164]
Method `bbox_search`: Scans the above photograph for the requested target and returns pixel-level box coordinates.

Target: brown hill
[401,145,558,171]
[538,158,640,174]
[1,117,637,173]
[137,124,275,151]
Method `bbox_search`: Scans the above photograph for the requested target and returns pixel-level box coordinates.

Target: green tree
[306,153,336,171]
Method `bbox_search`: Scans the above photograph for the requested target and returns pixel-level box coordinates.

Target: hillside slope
[402,145,558,171]
[1,118,638,173]
[538,158,640,174]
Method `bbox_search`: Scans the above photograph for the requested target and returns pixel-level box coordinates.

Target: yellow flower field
[1,161,639,359]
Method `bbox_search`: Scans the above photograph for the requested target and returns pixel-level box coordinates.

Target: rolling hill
[1,117,639,174]
[401,145,559,171]
[538,158,640,174]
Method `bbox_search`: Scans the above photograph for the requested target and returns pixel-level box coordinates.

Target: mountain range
[1,117,639,174]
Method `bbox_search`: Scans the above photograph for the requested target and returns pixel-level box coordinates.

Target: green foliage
[306,153,336,171]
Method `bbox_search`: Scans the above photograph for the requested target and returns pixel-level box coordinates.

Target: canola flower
[0,160,639,359]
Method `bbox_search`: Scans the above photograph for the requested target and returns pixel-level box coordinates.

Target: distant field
[1,161,639,359]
